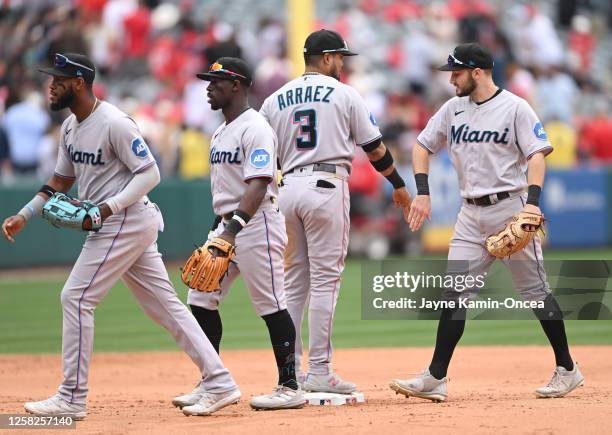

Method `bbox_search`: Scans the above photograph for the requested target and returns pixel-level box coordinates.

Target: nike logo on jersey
[450,123,510,145]
[65,128,72,135]
[67,144,105,166]
[277,85,335,111]
[210,146,241,165]
[454,110,465,116]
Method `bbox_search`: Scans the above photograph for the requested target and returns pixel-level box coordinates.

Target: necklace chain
[87,98,98,119]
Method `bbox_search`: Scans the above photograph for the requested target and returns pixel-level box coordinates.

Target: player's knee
[516,284,550,303]
[532,294,564,320]
[60,287,80,308]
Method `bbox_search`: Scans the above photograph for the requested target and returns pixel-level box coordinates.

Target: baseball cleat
[535,362,584,398]
[172,379,206,408]
[250,385,307,410]
[182,389,241,416]
[302,372,356,394]
[24,394,86,420]
[390,369,448,403]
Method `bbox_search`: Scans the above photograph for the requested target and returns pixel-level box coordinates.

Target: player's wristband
[385,169,406,189]
[225,209,251,236]
[526,185,541,206]
[18,194,48,222]
[38,184,57,197]
[415,173,430,195]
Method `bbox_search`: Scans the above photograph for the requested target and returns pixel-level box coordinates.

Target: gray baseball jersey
[260,72,379,379]
[54,101,156,202]
[52,101,236,406]
[419,89,551,303]
[417,89,553,198]
[209,108,278,215]
[260,72,381,173]
[188,108,288,316]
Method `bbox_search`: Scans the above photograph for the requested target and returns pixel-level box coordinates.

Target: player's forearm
[527,152,546,187]
[364,140,405,189]
[104,164,160,215]
[412,143,430,175]
[526,152,546,207]
[413,143,431,196]
[237,178,270,217]
[16,175,75,222]
[365,142,395,177]
[222,178,270,237]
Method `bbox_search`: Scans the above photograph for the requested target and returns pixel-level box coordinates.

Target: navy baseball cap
[39,53,96,84]
[197,57,253,87]
[303,29,357,56]
[438,43,494,71]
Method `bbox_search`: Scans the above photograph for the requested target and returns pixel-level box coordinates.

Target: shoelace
[198,393,216,407]
[545,370,562,388]
[273,386,295,397]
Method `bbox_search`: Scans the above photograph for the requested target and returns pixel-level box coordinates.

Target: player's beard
[330,61,342,81]
[330,67,341,81]
[456,76,477,97]
[50,88,76,111]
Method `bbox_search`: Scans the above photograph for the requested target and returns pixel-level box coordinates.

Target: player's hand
[83,203,112,231]
[407,195,431,232]
[211,231,236,258]
[521,204,543,231]
[2,215,26,243]
[392,187,412,223]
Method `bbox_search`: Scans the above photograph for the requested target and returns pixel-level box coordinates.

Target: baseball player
[259,30,412,393]
[175,57,306,412]
[389,43,584,402]
[1,53,240,419]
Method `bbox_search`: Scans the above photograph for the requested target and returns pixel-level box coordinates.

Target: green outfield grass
[0,250,611,353]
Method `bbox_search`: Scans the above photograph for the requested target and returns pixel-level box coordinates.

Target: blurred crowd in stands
[0,0,611,254]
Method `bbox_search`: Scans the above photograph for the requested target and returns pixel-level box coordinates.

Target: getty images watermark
[371,271,545,310]
[361,260,612,320]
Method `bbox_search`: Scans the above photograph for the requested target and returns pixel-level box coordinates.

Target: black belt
[284,163,337,176]
[466,191,510,206]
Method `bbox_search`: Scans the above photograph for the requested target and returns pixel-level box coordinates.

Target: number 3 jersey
[260,73,381,174]
[209,108,278,216]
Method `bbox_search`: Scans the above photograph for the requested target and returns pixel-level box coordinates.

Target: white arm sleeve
[105,164,160,214]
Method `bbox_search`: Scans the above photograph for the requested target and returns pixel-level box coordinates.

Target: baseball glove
[42,192,103,232]
[181,237,235,292]
[486,211,544,258]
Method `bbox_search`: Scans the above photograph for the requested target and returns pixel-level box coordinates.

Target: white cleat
[536,362,584,398]
[250,386,307,410]
[390,369,448,403]
[302,372,356,394]
[172,379,206,408]
[182,389,241,416]
[24,394,86,420]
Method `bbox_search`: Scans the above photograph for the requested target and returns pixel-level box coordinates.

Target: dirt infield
[1,346,610,434]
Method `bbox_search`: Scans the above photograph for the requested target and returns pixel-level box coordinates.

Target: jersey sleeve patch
[249,148,271,169]
[369,112,378,126]
[533,122,548,141]
[131,137,150,158]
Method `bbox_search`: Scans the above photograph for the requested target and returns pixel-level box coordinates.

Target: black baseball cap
[196,57,253,87]
[39,53,96,84]
[438,43,494,71]
[303,29,358,56]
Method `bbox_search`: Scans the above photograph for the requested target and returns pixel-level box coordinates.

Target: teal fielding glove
[42,192,103,232]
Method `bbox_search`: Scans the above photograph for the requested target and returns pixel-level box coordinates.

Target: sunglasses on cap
[447,54,476,69]
[208,62,247,80]
[54,53,94,73]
